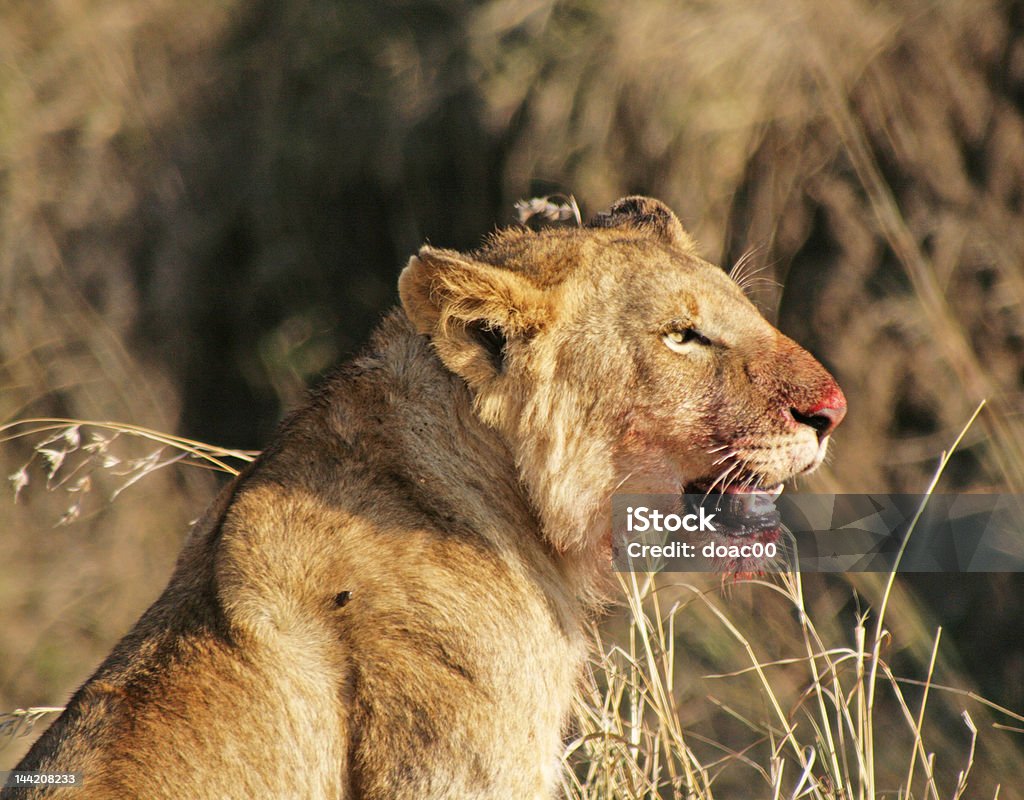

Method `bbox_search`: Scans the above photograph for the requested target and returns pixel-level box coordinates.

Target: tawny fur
[7,197,844,799]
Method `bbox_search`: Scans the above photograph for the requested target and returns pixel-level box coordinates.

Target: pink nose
[790,390,847,441]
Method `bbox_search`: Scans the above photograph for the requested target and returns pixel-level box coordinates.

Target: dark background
[2,0,1024,786]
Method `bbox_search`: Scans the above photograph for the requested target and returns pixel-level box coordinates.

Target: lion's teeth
[727,492,776,517]
[769,484,784,497]
[751,493,776,515]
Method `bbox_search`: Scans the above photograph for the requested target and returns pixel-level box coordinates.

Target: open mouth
[682,482,784,539]
[680,481,787,575]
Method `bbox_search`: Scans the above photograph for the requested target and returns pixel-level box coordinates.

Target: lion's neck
[294,310,609,608]
[375,313,530,520]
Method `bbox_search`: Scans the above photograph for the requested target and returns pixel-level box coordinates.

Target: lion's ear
[398,246,551,386]
[588,196,696,253]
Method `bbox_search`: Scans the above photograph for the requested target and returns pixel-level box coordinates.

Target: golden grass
[3,407,1021,795]
[562,403,1020,798]
[3,0,1024,788]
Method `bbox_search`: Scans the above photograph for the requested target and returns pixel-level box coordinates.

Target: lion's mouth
[682,482,784,539]
[680,482,786,574]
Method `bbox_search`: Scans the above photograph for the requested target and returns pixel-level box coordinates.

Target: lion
[6,196,845,799]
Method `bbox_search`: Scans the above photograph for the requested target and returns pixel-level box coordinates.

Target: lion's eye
[662,327,712,352]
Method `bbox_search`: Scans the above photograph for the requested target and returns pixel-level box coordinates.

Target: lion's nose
[789,392,847,442]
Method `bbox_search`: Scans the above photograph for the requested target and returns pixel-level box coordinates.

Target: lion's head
[399,196,845,557]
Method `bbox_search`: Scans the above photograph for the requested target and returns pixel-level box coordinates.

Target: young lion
[8,197,845,799]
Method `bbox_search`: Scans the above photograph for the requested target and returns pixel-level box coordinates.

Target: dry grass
[3,0,1024,791]
[3,414,1022,795]
[0,418,254,761]
[561,405,1020,798]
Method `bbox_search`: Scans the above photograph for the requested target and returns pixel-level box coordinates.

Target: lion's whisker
[720,466,747,494]
[703,462,740,500]
[612,471,636,492]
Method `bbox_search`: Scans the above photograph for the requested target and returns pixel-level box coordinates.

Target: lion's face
[591,241,844,495]
[400,197,845,552]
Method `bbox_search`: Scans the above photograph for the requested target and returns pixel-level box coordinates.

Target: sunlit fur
[13,197,843,799]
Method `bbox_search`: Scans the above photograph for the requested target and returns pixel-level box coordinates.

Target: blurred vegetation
[3,0,1024,790]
